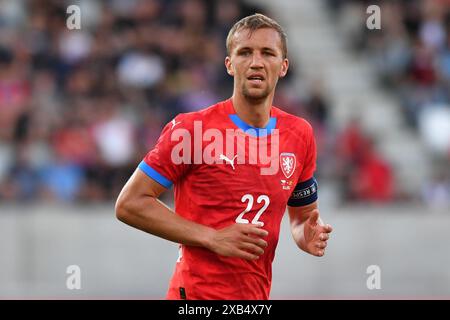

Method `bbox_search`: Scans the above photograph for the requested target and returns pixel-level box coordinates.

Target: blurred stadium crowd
[0,0,265,202]
[327,0,450,207]
[0,0,448,206]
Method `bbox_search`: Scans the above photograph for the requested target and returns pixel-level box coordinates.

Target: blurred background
[0,0,449,299]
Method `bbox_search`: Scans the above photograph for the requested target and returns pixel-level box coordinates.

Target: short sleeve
[139,115,191,188]
[298,123,317,183]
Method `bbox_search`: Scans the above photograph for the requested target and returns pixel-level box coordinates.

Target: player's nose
[250,52,264,68]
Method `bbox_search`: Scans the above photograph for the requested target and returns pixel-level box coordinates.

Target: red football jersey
[140,99,316,299]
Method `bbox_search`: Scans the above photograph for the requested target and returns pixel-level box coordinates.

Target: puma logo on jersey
[219,154,237,170]
[171,119,181,129]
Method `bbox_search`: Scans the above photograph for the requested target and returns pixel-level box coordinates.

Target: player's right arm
[115,168,268,260]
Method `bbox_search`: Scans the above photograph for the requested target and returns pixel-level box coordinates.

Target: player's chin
[243,87,270,100]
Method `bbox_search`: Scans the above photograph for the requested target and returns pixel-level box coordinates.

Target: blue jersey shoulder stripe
[138,161,173,188]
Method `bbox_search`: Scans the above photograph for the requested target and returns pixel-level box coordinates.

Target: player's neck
[231,94,273,128]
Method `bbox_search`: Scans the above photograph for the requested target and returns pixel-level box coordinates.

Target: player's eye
[239,50,251,56]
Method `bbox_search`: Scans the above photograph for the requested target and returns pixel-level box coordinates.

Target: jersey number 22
[235,194,270,226]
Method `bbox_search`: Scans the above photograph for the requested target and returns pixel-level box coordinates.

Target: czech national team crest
[280,152,296,179]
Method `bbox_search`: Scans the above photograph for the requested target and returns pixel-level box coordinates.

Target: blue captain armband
[287,177,318,207]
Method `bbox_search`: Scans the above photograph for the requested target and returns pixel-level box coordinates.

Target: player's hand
[206,223,268,260]
[303,209,332,257]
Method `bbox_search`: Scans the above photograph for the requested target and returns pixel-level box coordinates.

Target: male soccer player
[115,13,333,300]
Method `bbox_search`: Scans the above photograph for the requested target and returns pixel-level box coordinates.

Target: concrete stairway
[246,0,431,196]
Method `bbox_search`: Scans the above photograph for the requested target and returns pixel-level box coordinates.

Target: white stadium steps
[246,0,431,196]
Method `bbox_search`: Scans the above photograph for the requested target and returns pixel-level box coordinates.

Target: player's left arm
[287,201,333,257]
[288,120,332,256]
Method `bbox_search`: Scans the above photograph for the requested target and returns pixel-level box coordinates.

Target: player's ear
[279,58,289,78]
[225,56,234,76]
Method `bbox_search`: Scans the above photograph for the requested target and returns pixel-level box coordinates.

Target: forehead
[231,28,282,53]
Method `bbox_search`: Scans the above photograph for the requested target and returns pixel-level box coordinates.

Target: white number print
[235,194,253,224]
[235,194,270,226]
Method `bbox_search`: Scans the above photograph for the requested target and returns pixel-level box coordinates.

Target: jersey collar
[224,99,277,137]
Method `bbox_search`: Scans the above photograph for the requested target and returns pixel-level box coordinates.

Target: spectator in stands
[348,138,395,203]
[336,120,394,203]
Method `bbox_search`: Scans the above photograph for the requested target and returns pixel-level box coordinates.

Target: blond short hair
[226,13,288,58]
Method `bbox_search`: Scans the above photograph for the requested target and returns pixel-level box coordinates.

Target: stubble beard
[241,82,271,102]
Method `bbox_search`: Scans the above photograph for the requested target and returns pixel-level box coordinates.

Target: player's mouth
[247,74,265,85]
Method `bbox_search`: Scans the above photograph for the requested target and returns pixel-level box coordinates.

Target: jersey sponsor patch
[280,179,294,190]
